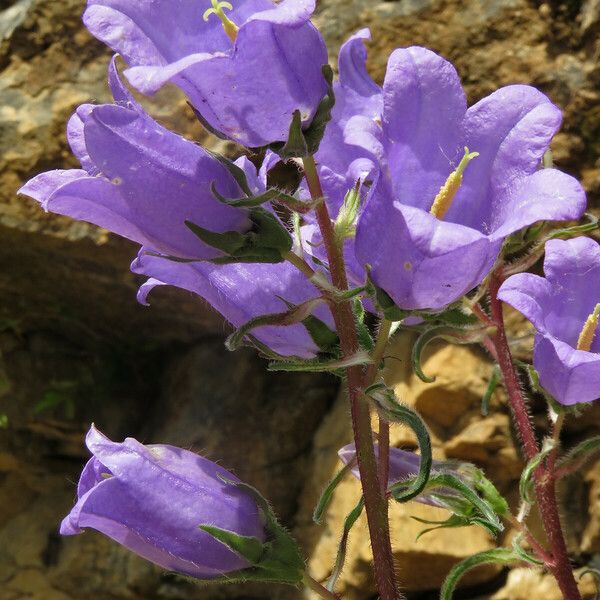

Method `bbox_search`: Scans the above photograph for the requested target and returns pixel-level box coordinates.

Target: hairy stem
[488,271,581,600]
[303,155,400,600]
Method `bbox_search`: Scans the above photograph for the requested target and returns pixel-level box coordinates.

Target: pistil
[576,303,600,351]
[430,147,479,220]
[203,0,239,43]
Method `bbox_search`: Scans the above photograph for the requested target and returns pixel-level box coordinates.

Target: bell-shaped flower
[132,249,334,358]
[498,237,600,405]
[19,58,251,261]
[61,425,266,578]
[354,47,586,311]
[83,0,328,147]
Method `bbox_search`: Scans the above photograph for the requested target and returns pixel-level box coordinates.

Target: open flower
[19,57,251,261]
[353,47,586,311]
[61,425,266,578]
[498,237,600,405]
[83,0,328,147]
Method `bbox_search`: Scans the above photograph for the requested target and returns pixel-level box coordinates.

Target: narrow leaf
[520,438,555,504]
[440,548,516,600]
[268,351,372,373]
[313,461,355,524]
[326,497,364,592]
[481,365,501,416]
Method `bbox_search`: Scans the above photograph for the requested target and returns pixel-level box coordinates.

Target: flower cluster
[19,0,600,594]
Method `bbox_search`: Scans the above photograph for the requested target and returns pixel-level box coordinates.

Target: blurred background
[1,0,600,598]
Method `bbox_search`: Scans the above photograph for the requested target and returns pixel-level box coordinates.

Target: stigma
[430,147,479,220]
[203,0,239,43]
[577,304,600,352]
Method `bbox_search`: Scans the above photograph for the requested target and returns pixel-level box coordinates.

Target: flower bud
[61,425,266,578]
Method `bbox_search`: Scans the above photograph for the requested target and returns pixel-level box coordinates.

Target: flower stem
[370,319,393,495]
[303,155,400,600]
[303,572,341,600]
[488,270,581,600]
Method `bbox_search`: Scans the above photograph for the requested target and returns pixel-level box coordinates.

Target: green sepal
[198,526,265,564]
[187,102,230,142]
[267,351,372,374]
[353,298,375,352]
[370,282,409,322]
[411,325,490,383]
[545,211,598,241]
[440,548,517,600]
[225,297,326,351]
[366,384,432,502]
[313,461,355,524]
[519,438,555,504]
[204,149,254,197]
[270,65,336,159]
[326,497,364,592]
[303,314,339,355]
[211,182,321,214]
[198,479,305,586]
[186,207,292,264]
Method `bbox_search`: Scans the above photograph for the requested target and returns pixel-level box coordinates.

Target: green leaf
[268,351,372,373]
[440,548,517,600]
[411,326,488,383]
[326,497,364,592]
[226,297,325,351]
[366,386,432,502]
[198,526,265,564]
[546,212,598,240]
[511,532,543,566]
[520,438,555,504]
[481,365,501,416]
[313,461,355,524]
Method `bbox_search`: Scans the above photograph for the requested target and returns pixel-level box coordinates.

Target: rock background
[2,0,600,599]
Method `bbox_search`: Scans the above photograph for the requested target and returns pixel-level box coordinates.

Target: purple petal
[497,273,553,334]
[381,47,466,211]
[355,178,499,310]
[542,237,600,348]
[534,334,600,405]
[67,105,96,173]
[81,102,250,258]
[248,0,316,25]
[18,169,89,207]
[489,168,586,240]
[131,251,332,358]
[453,85,563,232]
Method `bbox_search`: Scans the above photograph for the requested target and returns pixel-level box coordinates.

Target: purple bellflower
[61,425,266,578]
[498,237,600,406]
[352,47,586,311]
[83,0,328,147]
[133,250,334,358]
[19,58,251,261]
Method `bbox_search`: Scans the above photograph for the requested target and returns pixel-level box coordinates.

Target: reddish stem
[304,156,400,600]
[488,271,581,600]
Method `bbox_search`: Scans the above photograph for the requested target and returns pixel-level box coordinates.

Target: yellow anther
[203,0,238,42]
[577,303,600,351]
[430,147,479,220]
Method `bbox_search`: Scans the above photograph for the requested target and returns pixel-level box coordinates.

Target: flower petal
[18,169,89,208]
[355,177,498,310]
[489,168,586,239]
[381,47,466,211]
[497,273,553,334]
[534,334,600,405]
